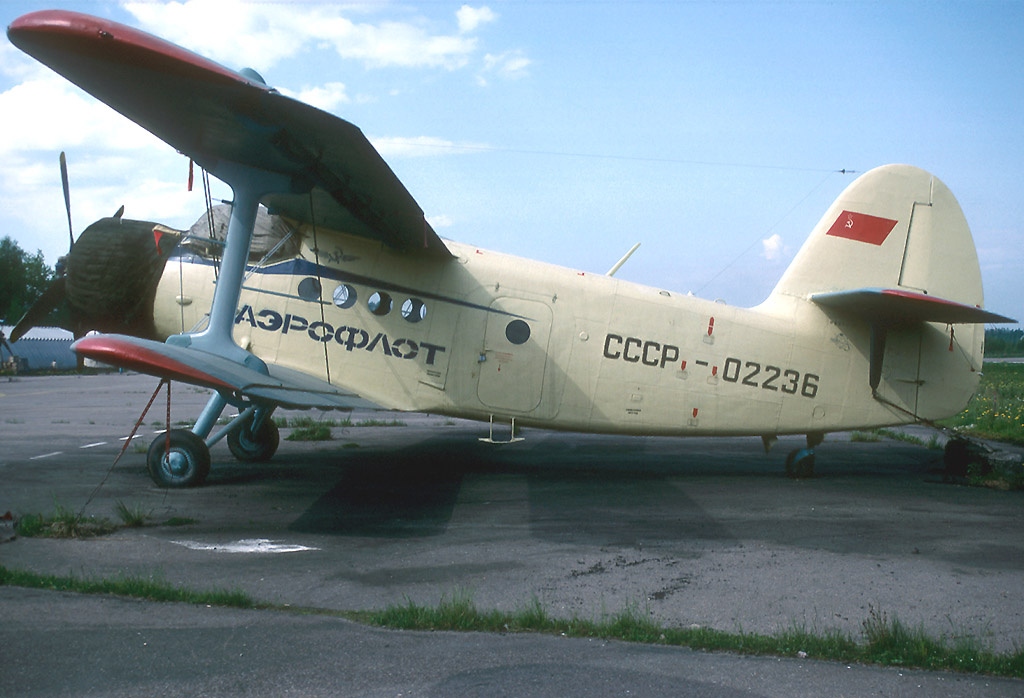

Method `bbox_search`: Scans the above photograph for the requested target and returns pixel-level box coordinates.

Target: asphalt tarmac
[2,372,1022,697]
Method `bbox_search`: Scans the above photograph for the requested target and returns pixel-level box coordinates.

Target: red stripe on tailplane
[825,210,898,246]
[72,335,236,391]
[811,288,1016,325]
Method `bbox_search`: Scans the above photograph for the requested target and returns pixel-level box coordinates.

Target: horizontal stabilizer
[73,334,378,410]
[811,288,1016,325]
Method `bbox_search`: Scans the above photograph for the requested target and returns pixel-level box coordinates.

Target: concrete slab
[2,372,1022,695]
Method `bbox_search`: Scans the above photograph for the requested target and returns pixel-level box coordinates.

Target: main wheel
[147,429,211,487]
[227,413,280,462]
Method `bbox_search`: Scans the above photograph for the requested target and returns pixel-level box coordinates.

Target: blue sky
[1,1,1021,323]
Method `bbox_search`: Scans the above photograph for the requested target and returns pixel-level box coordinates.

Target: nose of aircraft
[65,217,182,340]
[10,217,181,343]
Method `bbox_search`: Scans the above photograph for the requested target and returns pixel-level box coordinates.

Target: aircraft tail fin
[769,165,1014,421]
[771,164,987,308]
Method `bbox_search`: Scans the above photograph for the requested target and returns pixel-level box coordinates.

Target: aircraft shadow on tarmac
[196,431,958,555]
[280,434,763,543]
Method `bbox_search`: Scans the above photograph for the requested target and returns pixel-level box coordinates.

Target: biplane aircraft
[8,10,1014,487]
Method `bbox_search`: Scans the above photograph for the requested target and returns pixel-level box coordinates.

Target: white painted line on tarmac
[30,451,63,460]
[80,442,107,449]
[118,435,143,442]
[171,538,319,554]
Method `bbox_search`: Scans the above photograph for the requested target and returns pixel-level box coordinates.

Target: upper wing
[8,10,450,258]
[73,334,378,410]
[811,288,1016,325]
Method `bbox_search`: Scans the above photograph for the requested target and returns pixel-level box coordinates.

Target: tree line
[0,236,54,326]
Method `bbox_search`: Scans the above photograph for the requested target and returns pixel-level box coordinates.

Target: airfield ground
[1,372,1022,696]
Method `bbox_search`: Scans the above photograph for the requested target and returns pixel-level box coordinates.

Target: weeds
[355,418,407,427]
[114,501,151,528]
[15,503,117,538]
[0,566,255,608]
[162,516,197,527]
[1,568,1021,678]
[14,503,195,537]
[286,424,333,441]
[947,363,1024,446]
[361,594,1024,678]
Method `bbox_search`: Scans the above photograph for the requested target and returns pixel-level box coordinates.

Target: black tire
[226,414,280,462]
[147,429,211,487]
[785,448,815,479]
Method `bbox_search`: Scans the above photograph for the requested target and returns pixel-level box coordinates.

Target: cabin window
[402,298,427,323]
[368,291,393,316]
[505,319,531,345]
[298,277,321,301]
[332,284,357,309]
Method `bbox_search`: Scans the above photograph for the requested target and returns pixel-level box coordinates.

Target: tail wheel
[227,413,280,462]
[147,429,211,488]
[785,448,816,479]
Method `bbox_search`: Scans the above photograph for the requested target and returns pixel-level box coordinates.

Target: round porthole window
[297,277,321,301]
[402,298,427,323]
[332,284,357,309]
[368,291,393,316]
[505,319,531,345]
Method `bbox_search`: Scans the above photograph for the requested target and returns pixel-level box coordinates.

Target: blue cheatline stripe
[170,253,533,320]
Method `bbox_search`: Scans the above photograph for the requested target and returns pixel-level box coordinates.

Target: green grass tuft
[0,566,256,608]
[946,363,1024,446]
[355,418,407,427]
[15,503,117,539]
[286,425,333,441]
[114,501,151,528]
[362,594,1024,678]
[162,517,197,527]
[3,567,1022,678]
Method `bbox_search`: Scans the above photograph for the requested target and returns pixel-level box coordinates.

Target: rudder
[770,164,984,307]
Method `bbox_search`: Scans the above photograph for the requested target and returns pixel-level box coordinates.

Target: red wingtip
[8,10,261,88]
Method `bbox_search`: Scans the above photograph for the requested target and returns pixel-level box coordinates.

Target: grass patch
[357,594,1024,678]
[162,516,197,527]
[0,566,255,608]
[114,501,151,528]
[873,429,928,448]
[945,363,1024,446]
[14,503,197,537]
[1,568,1022,678]
[15,503,118,539]
[850,431,881,443]
[286,424,333,441]
[355,418,407,427]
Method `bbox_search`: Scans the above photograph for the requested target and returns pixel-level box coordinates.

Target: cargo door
[477,298,552,413]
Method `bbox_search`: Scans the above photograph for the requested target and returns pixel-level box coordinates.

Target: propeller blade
[60,151,73,250]
[9,277,67,342]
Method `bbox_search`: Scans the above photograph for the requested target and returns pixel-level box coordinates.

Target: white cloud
[761,233,784,261]
[123,0,301,69]
[477,50,531,85]
[0,74,163,155]
[280,82,351,112]
[123,0,500,72]
[427,213,454,229]
[457,5,497,34]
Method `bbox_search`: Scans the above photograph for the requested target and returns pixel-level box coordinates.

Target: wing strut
[167,162,291,375]
[165,162,294,440]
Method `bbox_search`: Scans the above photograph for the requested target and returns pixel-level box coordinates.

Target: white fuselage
[153,224,982,438]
